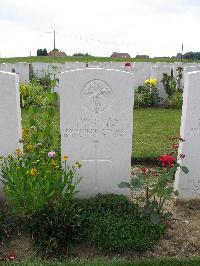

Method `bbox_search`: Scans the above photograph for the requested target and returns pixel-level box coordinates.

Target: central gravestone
[59,68,134,198]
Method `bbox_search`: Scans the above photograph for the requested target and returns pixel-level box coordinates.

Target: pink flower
[6,251,16,262]
[48,151,55,158]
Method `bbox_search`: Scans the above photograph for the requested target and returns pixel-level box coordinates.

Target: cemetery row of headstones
[0,66,200,200]
[1,61,200,102]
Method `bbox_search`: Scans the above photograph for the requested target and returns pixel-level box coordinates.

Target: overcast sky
[0,0,200,58]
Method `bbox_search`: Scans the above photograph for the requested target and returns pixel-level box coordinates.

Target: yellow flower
[22,128,29,139]
[26,144,33,150]
[51,160,57,167]
[75,162,82,169]
[16,166,20,170]
[30,168,38,176]
[62,155,69,161]
[16,149,23,156]
[144,78,157,87]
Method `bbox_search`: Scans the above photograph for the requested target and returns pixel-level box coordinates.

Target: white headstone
[150,64,172,102]
[15,63,30,83]
[0,71,22,196]
[59,68,134,198]
[32,62,49,78]
[175,71,200,199]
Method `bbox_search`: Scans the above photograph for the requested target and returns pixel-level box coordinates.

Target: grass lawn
[3,258,200,266]
[0,56,196,64]
[22,107,181,163]
[133,108,182,163]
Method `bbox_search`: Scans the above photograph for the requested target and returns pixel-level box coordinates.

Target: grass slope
[0,56,197,63]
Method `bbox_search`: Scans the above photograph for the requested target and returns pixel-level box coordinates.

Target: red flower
[140,167,148,174]
[158,154,175,168]
[173,144,179,149]
[180,154,185,159]
[6,252,16,262]
[125,62,131,66]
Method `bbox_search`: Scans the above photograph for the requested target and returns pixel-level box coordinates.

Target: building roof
[48,50,67,57]
[111,52,131,58]
[135,55,149,58]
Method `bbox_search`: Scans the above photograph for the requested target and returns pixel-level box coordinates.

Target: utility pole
[181,43,183,62]
[54,30,56,57]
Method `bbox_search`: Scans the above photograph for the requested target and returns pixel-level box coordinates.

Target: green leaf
[118,181,130,188]
[174,190,179,197]
[163,212,173,221]
[130,177,144,190]
[180,165,189,174]
[150,213,160,224]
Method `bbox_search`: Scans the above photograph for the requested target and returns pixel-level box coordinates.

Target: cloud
[0,0,200,57]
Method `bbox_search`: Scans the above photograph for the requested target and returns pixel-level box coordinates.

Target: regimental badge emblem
[81,79,112,114]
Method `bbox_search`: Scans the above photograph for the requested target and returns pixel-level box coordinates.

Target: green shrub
[135,79,160,107]
[75,194,165,252]
[83,214,165,251]
[30,194,165,255]
[168,91,183,109]
[31,200,83,255]
[20,82,58,109]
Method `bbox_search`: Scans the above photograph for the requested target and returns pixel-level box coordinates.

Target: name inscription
[64,117,126,138]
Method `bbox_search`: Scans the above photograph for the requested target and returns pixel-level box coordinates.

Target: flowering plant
[144,78,157,88]
[0,104,82,217]
[135,77,160,107]
[119,137,189,224]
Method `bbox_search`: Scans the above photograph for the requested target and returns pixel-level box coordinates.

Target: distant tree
[43,48,48,56]
[73,52,91,56]
[183,51,200,60]
[37,48,48,56]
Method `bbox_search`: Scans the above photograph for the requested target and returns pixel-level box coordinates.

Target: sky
[1,0,200,58]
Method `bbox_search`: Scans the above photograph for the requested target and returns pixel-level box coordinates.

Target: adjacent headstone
[59,68,134,198]
[175,71,200,199]
[150,64,172,102]
[0,71,22,196]
[15,63,30,83]
[32,62,49,78]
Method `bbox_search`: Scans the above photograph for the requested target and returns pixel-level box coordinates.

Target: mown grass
[0,56,197,64]
[133,108,181,163]
[21,107,181,164]
[2,258,200,266]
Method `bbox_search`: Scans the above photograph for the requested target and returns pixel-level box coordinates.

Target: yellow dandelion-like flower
[51,160,57,167]
[75,162,82,169]
[16,149,23,156]
[22,128,29,139]
[26,144,33,150]
[30,168,38,176]
[62,155,69,161]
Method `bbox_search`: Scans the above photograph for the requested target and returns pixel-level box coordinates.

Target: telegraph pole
[181,43,183,62]
[54,30,56,57]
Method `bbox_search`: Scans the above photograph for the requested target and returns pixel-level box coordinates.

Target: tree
[73,52,91,56]
[37,48,48,56]
[183,51,200,60]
